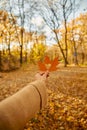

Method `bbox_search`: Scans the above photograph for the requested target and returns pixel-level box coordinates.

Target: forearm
[0,80,47,130]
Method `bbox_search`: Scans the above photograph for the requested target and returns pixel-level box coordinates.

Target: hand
[35,71,49,82]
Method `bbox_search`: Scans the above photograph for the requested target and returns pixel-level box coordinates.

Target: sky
[75,0,87,17]
[31,0,87,45]
[0,0,87,46]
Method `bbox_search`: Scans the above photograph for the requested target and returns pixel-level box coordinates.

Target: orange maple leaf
[38,61,47,71]
[44,56,51,64]
[49,57,58,71]
[38,56,59,71]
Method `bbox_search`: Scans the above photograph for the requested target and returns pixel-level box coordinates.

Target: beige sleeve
[0,79,47,130]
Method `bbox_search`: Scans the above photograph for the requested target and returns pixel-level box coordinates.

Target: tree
[60,0,73,65]
[29,31,46,62]
[29,42,46,63]
[32,0,78,66]
[74,13,87,64]
[70,0,78,65]
[62,12,87,65]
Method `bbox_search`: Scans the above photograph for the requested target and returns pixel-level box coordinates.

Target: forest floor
[0,64,87,130]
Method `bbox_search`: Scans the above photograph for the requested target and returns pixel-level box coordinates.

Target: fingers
[44,71,49,78]
[40,71,49,77]
[35,71,49,81]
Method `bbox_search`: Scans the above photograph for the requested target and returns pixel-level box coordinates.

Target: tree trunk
[20,29,24,65]
[0,51,2,71]
[64,20,68,66]
[81,52,85,64]
[73,41,78,65]
[8,44,11,55]
[19,0,25,65]
[20,45,23,65]
[55,32,68,67]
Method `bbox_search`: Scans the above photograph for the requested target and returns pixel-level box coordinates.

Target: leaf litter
[0,64,87,130]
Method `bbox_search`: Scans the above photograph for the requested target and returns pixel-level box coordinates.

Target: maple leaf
[44,56,51,64]
[38,61,47,71]
[49,57,59,71]
[38,56,59,71]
